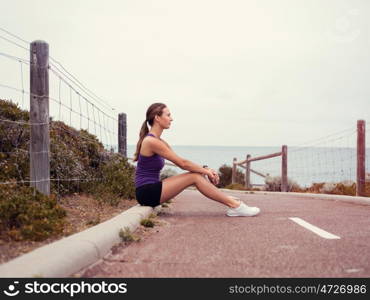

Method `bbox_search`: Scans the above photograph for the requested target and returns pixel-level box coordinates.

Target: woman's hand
[205,168,220,185]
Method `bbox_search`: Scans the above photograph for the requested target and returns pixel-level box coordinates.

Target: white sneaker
[226,202,260,217]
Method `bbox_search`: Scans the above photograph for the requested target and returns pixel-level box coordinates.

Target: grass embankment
[0,99,136,246]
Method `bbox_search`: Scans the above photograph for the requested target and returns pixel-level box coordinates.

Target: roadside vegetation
[0,99,136,243]
[217,164,370,196]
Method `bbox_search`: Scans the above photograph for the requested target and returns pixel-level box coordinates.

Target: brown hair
[133,103,167,161]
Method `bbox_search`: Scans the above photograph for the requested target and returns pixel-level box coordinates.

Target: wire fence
[248,127,358,187]
[0,28,123,198]
[231,121,370,196]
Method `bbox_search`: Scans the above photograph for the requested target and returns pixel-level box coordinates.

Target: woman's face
[155,107,173,129]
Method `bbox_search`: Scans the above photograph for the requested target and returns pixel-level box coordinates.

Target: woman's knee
[186,172,204,184]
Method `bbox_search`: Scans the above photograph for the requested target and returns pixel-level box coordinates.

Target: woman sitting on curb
[133,102,260,217]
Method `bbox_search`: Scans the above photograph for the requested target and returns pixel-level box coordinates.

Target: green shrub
[0,99,29,121]
[49,121,105,195]
[119,227,140,242]
[0,100,30,184]
[93,153,136,201]
[264,175,301,192]
[0,183,66,241]
[140,218,155,228]
[217,164,245,188]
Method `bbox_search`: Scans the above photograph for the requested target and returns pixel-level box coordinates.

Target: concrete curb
[0,204,161,278]
[219,188,370,206]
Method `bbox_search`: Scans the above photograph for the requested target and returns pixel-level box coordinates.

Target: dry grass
[0,194,137,265]
[292,181,370,197]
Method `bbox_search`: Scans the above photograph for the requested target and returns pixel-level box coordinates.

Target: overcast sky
[1,0,369,147]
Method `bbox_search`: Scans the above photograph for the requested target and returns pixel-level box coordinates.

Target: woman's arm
[182,160,208,174]
[149,138,219,184]
[149,138,207,175]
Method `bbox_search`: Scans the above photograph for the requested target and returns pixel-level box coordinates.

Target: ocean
[127,144,369,187]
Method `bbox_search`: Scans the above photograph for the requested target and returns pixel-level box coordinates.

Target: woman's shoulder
[142,136,171,156]
[158,138,171,150]
[143,134,171,149]
[140,136,157,156]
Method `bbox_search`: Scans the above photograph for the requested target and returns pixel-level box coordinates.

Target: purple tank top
[135,133,165,188]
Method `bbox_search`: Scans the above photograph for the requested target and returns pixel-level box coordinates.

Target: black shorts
[135,181,163,207]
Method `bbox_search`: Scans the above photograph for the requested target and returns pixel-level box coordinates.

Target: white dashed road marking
[289,217,341,239]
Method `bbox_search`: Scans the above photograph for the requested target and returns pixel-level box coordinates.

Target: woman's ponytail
[133,120,149,161]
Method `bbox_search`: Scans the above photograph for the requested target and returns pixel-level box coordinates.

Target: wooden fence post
[357,120,366,196]
[281,145,288,192]
[232,157,237,184]
[30,40,50,196]
[118,113,127,157]
[245,154,251,189]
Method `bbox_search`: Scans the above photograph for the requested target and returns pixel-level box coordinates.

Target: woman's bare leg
[160,172,240,208]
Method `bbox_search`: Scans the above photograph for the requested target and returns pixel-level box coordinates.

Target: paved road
[80,189,370,277]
